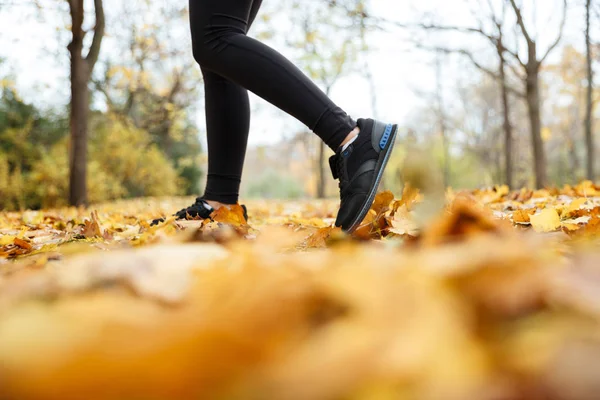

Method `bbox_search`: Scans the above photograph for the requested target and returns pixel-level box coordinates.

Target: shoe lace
[176,197,212,219]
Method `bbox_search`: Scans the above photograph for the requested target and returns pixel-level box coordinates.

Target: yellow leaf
[530,209,561,233]
[563,198,587,217]
[0,235,16,246]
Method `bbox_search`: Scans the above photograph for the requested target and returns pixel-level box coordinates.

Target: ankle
[339,127,360,149]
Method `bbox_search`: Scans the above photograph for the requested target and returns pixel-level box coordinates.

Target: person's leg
[201,69,250,205]
[189,0,356,151]
[184,0,398,234]
[200,0,263,206]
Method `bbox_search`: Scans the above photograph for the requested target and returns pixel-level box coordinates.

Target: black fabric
[330,118,395,232]
[174,197,214,220]
[345,119,378,179]
[189,0,356,204]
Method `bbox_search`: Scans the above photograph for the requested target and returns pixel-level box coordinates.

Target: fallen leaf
[13,238,32,250]
[212,205,247,227]
[512,209,535,225]
[530,209,561,233]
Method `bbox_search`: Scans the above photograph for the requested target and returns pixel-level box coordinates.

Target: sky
[0,0,591,147]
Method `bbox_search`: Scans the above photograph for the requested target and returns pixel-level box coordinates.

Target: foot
[151,197,248,226]
[330,118,398,233]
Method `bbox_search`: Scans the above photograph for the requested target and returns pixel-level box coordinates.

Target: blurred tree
[246,169,305,200]
[25,115,182,209]
[0,84,68,176]
[585,0,595,180]
[66,0,105,206]
[397,0,566,188]
[506,0,567,188]
[414,1,555,189]
[92,2,203,195]
[285,0,367,198]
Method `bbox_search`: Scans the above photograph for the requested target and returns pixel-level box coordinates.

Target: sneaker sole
[345,124,398,233]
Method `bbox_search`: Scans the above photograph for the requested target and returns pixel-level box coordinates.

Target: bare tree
[585,0,595,180]
[414,1,519,187]
[434,53,451,187]
[403,0,566,188]
[507,0,567,188]
[67,0,105,206]
[287,0,364,198]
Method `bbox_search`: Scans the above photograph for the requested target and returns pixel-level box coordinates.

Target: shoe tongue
[356,118,369,131]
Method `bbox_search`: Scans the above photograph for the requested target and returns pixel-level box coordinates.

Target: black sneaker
[330,118,398,233]
[151,198,248,226]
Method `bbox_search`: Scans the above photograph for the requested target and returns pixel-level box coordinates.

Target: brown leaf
[81,211,103,238]
[13,238,32,250]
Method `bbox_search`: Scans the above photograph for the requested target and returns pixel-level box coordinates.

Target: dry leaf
[530,209,561,233]
[211,204,247,227]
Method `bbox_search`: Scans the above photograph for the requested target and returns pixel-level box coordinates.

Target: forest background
[0,0,598,209]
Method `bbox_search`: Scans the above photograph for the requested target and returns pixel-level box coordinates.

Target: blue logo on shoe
[379,124,393,150]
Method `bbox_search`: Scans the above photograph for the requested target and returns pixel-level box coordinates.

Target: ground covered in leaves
[2,182,600,400]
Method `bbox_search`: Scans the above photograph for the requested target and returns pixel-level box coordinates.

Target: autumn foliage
[2,182,600,399]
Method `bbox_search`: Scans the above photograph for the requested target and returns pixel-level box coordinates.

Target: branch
[540,0,567,64]
[85,0,104,69]
[508,0,533,45]
[506,58,526,81]
[67,0,83,54]
[416,20,526,70]
[502,45,526,68]
[418,44,525,98]
[485,0,499,26]
[91,78,116,111]
[416,23,497,46]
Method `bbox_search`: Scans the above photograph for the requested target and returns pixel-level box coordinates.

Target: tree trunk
[317,140,327,198]
[69,52,90,206]
[68,0,88,206]
[569,136,579,182]
[499,48,514,188]
[585,0,595,180]
[67,0,105,207]
[435,55,450,187]
[526,57,547,188]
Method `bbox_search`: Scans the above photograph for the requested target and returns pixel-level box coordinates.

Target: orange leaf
[305,226,339,248]
[512,209,535,224]
[212,205,247,227]
[13,238,32,250]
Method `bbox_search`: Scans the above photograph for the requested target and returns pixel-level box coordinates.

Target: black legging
[189,0,356,204]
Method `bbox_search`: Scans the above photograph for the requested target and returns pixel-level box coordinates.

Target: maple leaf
[211,204,247,227]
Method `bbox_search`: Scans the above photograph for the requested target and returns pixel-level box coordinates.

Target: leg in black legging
[190,0,356,203]
[200,0,261,204]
